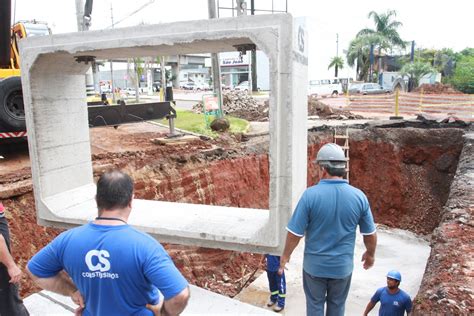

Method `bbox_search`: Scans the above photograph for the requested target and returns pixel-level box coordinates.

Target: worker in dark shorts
[0,203,29,316]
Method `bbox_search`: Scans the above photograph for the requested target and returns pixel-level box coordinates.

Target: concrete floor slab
[235,226,430,315]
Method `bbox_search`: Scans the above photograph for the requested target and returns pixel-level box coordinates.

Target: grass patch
[157,108,249,138]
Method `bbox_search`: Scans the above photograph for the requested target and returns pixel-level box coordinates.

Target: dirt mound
[308,97,365,119]
[413,83,463,94]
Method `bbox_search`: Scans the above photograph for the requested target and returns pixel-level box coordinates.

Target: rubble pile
[193,90,269,121]
[193,92,364,122]
[413,83,463,94]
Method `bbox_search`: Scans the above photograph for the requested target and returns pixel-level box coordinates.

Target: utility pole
[109,3,116,102]
[75,0,95,97]
[336,33,339,58]
[160,57,166,101]
[208,0,223,117]
[250,0,257,92]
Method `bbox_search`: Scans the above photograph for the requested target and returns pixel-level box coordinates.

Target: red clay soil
[1,123,270,299]
[413,83,464,94]
[1,123,471,313]
[411,133,474,315]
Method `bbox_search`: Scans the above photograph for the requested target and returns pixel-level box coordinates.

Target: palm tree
[400,61,436,88]
[356,10,406,76]
[357,10,405,48]
[346,34,390,81]
[328,56,344,77]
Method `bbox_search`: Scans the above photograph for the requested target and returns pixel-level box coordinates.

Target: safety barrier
[344,90,474,120]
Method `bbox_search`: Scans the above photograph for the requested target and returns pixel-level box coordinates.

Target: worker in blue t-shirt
[265,254,286,312]
[27,170,190,316]
[363,270,413,316]
[279,143,377,316]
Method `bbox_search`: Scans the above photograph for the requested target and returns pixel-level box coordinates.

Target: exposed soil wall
[0,125,470,313]
[412,132,474,315]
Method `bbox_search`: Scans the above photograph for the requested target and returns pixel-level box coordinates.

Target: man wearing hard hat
[363,270,413,315]
[279,143,377,316]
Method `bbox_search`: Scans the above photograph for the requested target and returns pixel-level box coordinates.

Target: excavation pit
[2,121,472,314]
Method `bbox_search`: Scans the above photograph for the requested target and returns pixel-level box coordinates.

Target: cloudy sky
[12,0,474,78]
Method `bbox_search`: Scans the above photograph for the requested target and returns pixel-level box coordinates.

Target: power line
[107,0,155,29]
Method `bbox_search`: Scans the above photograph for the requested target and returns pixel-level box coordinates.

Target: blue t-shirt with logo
[371,287,412,315]
[287,179,376,278]
[28,223,188,316]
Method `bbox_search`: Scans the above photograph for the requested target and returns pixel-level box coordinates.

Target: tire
[331,91,339,97]
[0,77,26,131]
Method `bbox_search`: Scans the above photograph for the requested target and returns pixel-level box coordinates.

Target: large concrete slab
[19,14,308,253]
[235,227,430,315]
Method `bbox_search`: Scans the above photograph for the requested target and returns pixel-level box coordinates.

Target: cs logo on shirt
[85,249,111,272]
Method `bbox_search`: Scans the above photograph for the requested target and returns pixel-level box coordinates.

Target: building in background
[219,51,269,90]
[96,51,270,91]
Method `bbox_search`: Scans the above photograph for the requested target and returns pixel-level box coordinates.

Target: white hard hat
[315,143,347,168]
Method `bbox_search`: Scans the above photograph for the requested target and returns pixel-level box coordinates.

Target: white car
[194,82,210,91]
[234,81,261,92]
[120,88,137,97]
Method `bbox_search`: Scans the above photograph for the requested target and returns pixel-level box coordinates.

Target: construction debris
[413,83,463,94]
[193,91,364,122]
[193,90,269,122]
[308,97,365,119]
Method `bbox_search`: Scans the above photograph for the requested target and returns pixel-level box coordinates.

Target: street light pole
[208,0,223,117]
[250,0,257,92]
[75,0,95,97]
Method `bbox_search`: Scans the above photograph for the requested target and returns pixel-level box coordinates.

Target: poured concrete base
[235,227,430,315]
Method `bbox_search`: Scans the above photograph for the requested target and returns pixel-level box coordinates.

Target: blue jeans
[302,270,352,316]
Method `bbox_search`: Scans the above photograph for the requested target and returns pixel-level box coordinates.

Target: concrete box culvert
[19,14,308,254]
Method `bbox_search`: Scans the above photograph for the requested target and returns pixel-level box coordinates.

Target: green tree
[450,55,474,93]
[328,56,344,77]
[355,10,406,79]
[400,61,436,88]
[357,10,406,48]
[346,33,390,81]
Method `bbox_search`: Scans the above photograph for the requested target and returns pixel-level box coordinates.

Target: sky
[11,0,474,79]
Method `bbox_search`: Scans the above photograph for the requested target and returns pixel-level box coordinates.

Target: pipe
[0,0,12,68]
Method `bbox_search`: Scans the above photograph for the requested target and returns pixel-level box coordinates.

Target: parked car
[234,81,250,92]
[194,82,210,91]
[181,82,196,90]
[349,83,391,95]
[120,87,137,97]
[180,81,210,91]
[234,81,260,92]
